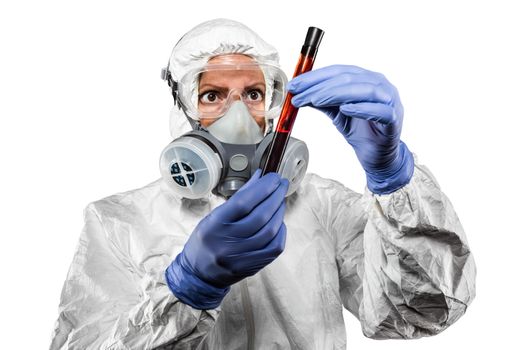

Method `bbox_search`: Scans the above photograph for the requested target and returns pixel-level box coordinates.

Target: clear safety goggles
[177,62,288,121]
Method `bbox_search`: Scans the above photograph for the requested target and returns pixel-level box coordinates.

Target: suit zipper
[240,279,255,350]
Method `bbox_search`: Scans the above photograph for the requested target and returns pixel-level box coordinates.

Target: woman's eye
[246,89,263,102]
[199,91,219,104]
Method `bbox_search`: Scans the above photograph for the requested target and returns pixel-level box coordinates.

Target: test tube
[262,26,324,175]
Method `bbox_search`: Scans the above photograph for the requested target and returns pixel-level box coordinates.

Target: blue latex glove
[288,65,414,194]
[165,169,289,309]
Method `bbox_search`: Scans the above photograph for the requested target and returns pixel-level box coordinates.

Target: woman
[50,18,476,350]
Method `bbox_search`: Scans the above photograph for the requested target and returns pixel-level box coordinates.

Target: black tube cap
[303,27,324,49]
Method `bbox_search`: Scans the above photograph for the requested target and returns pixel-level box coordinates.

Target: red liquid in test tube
[262,27,324,175]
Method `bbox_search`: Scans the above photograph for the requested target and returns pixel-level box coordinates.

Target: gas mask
[159,55,309,199]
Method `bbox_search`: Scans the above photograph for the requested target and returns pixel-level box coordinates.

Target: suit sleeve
[49,204,218,349]
[322,157,476,339]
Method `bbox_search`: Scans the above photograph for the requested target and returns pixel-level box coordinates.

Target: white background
[1,0,523,348]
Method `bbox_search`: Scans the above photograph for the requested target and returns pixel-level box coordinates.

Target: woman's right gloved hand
[165,169,289,310]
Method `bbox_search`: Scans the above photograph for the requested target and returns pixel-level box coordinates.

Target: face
[198,54,267,130]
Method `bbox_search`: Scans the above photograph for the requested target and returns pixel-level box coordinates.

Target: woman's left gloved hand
[287,65,414,195]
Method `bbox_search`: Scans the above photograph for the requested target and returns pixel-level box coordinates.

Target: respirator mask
[159,55,309,199]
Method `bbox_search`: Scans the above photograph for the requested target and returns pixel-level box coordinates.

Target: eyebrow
[198,84,229,93]
[244,83,266,91]
[199,82,266,92]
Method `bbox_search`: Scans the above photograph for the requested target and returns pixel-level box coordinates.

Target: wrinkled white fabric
[167,19,278,82]
[169,105,193,140]
[49,155,476,349]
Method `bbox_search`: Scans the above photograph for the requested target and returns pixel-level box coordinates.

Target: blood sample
[262,27,324,175]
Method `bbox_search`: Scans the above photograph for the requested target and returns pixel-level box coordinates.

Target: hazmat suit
[49,19,476,350]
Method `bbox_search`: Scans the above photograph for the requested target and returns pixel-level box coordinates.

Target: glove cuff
[165,253,230,310]
[365,141,415,195]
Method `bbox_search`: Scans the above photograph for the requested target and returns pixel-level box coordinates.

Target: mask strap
[161,66,179,104]
[162,65,205,132]
[265,119,274,135]
[186,116,204,131]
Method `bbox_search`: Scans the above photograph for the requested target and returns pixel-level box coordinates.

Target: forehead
[207,54,256,65]
[199,54,265,88]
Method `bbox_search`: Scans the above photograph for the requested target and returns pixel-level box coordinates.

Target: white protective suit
[50,19,476,350]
